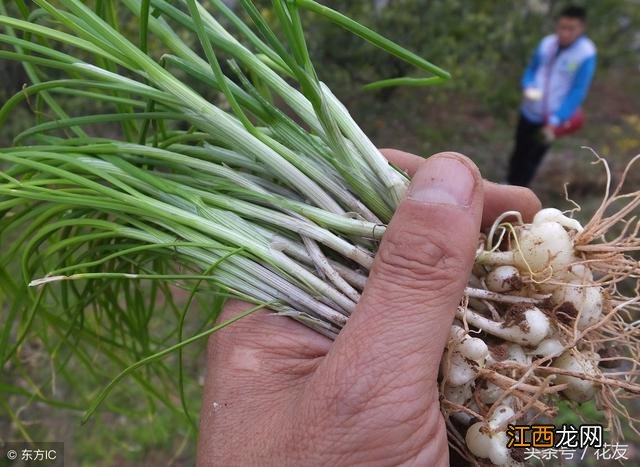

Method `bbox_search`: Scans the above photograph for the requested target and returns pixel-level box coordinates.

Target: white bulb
[488,433,512,465]
[505,343,528,365]
[489,405,515,428]
[532,208,583,232]
[530,338,565,358]
[566,263,594,282]
[465,422,492,458]
[552,284,603,330]
[459,337,489,362]
[515,221,575,275]
[450,324,489,362]
[554,350,598,402]
[459,306,549,346]
[523,307,552,346]
[478,380,502,404]
[446,352,477,386]
[466,411,514,466]
[444,381,473,405]
[486,265,522,293]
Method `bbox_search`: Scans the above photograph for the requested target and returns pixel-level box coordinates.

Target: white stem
[464,287,542,304]
[301,236,361,303]
[321,83,408,205]
[455,307,550,346]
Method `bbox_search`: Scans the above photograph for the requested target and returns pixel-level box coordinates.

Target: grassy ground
[0,283,206,466]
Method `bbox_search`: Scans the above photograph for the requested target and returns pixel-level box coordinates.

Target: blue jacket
[521,34,597,126]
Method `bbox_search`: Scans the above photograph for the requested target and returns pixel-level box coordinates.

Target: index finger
[381,148,542,227]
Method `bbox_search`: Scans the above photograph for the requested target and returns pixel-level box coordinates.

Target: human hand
[542,125,556,144]
[197,151,541,466]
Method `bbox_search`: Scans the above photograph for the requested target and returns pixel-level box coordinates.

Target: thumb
[321,153,483,392]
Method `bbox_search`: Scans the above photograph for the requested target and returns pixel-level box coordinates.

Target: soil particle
[476,377,489,390]
[464,356,480,369]
[489,343,509,361]
[501,303,531,333]
[511,447,526,462]
[555,301,578,325]
[538,297,555,312]
[598,345,621,369]
[505,274,524,291]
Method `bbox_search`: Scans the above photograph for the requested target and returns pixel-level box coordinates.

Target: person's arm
[549,54,597,126]
[521,43,542,89]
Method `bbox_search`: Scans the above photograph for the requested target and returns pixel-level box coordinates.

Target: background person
[507,5,597,187]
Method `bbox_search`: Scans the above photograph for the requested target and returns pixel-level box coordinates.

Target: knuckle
[375,226,466,295]
[313,351,418,421]
[317,365,378,421]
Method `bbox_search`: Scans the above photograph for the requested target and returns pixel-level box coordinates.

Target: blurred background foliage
[1,1,639,465]
[308,0,640,110]
[298,0,640,211]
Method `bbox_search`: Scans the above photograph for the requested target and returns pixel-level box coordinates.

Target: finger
[482,180,542,226]
[381,148,541,226]
[318,153,483,397]
[381,147,424,175]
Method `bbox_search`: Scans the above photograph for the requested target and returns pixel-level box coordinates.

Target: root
[575,151,640,283]
[442,150,640,464]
